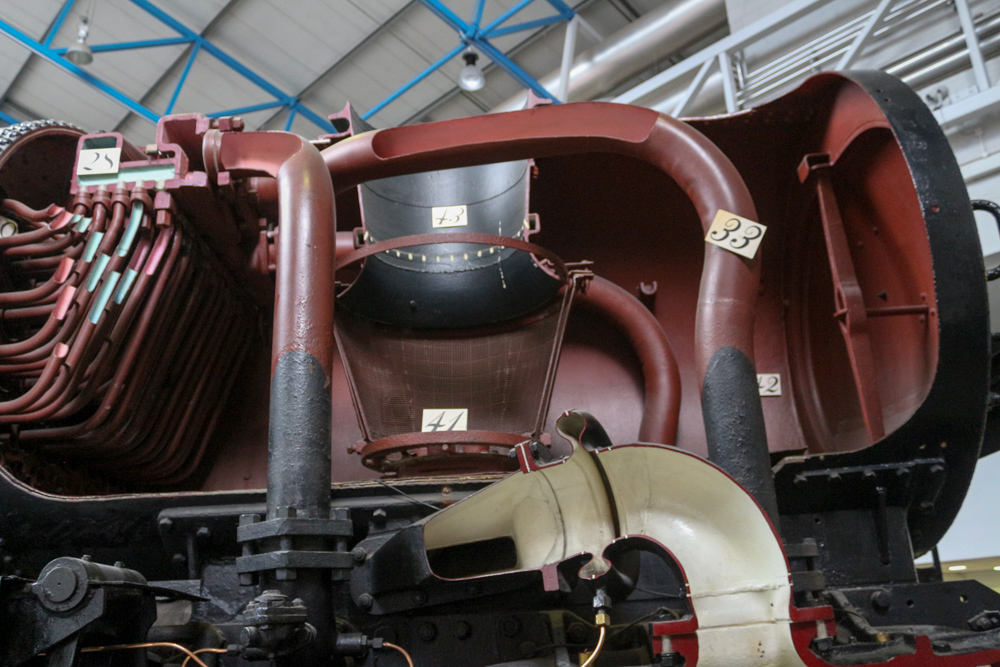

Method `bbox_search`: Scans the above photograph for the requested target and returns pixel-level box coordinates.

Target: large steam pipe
[202,129,336,663]
[322,101,779,522]
[576,276,681,446]
[492,0,727,112]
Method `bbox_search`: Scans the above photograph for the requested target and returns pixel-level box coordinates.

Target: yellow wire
[383,641,415,667]
[180,647,228,667]
[78,642,211,667]
[579,626,607,667]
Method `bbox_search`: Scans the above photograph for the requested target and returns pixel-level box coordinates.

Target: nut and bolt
[417,622,437,642]
[566,622,588,643]
[870,590,891,611]
[452,621,472,640]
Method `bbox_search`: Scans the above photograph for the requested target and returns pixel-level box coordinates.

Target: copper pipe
[0,200,64,222]
[34,232,186,450]
[0,257,73,305]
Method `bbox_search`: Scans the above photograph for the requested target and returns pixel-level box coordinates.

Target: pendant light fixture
[458,48,485,92]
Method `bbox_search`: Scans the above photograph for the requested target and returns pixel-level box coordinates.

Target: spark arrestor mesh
[335,299,564,442]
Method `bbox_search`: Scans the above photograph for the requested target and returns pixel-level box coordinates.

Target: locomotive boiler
[0,69,999,667]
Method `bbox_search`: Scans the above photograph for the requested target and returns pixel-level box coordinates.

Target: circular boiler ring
[356,431,526,475]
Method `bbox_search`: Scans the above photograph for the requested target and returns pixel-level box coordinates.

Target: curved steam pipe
[201,128,335,663]
[576,276,681,446]
[322,102,777,520]
[202,129,336,518]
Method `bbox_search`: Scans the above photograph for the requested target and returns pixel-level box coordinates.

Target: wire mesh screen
[335,300,565,442]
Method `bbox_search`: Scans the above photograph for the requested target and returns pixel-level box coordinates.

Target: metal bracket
[237,508,353,585]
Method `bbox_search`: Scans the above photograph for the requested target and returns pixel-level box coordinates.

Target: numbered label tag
[757,374,782,396]
[421,408,468,432]
[76,147,121,176]
[431,205,468,228]
[705,210,767,259]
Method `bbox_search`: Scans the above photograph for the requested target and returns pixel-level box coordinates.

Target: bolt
[172,553,187,566]
[358,594,374,610]
[870,590,891,611]
[567,622,589,643]
[259,590,286,605]
[196,526,211,540]
[276,507,297,519]
[113,561,125,569]
[452,621,472,640]
[372,509,387,527]
[418,622,437,642]
[275,568,296,581]
[352,547,367,563]
[593,588,612,611]
[239,573,256,586]
[411,590,427,605]
[499,617,521,638]
[2,555,12,566]
[40,566,78,603]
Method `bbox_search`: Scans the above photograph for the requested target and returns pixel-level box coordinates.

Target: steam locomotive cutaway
[0,70,998,666]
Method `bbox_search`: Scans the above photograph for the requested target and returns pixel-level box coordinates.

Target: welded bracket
[798,152,885,442]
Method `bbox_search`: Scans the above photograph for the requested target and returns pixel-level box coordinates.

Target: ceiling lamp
[458,49,485,92]
[65,15,93,66]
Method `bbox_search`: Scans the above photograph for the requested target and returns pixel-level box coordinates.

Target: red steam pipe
[321,102,758,383]
[201,127,336,658]
[321,102,778,520]
[203,130,336,378]
[577,276,681,445]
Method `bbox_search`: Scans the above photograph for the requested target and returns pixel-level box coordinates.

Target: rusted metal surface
[0,71,998,667]
[0,70,985,550]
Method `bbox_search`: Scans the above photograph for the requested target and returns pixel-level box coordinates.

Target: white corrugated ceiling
[0,0,674,144]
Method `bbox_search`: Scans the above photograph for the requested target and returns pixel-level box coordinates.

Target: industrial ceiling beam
[257,0,422,131]
[362,0,573,122]
[398,0,598,125]
[0,0,79,119]
[113,0,242,132]
[0,0,335,132]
